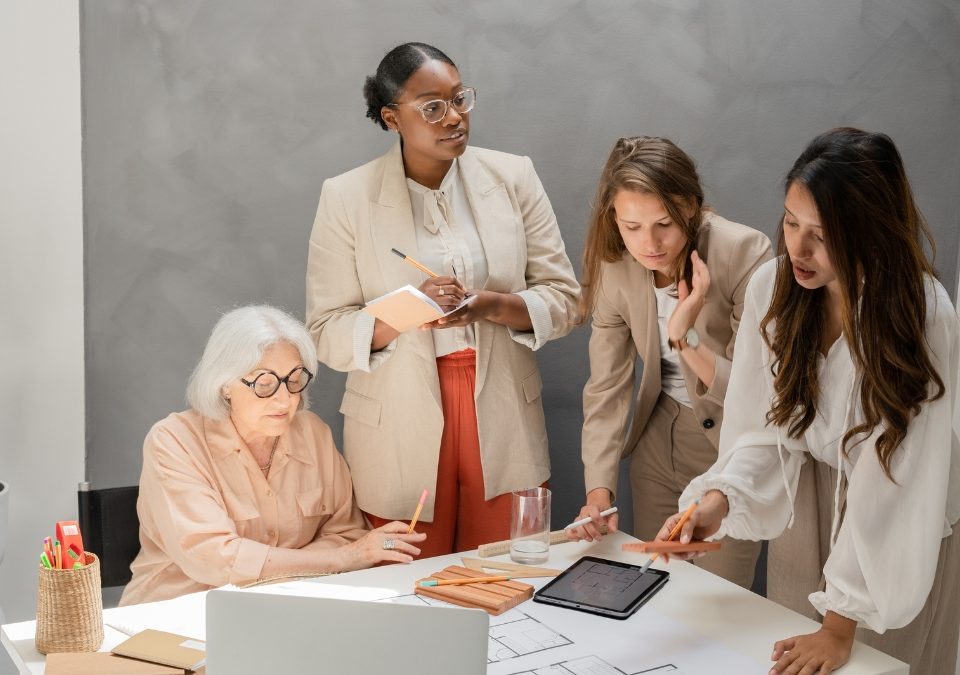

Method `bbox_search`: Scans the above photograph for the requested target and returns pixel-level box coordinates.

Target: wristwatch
[669,327,700,352]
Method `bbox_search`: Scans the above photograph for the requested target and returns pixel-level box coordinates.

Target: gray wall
[82,0,960,531]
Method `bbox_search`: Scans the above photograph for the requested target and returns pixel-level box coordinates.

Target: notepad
[363,284,476,332]
[112,629,206,671]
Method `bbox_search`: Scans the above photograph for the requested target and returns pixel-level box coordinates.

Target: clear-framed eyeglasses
[388,87,477,124]
[240,366,313,398]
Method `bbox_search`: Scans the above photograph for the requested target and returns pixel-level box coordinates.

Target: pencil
[419,575,511,587]
[640,500,699,574]
[407,488,429,534]
[391,248,439,278]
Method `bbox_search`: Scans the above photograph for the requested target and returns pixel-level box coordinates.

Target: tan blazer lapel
[627,265,663,448]
[368,142,438,372]
[370,142,424,291]
[458,148,518,292]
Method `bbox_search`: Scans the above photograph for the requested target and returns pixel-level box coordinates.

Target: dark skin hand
[372,276,465,351]
[421,289,533,331]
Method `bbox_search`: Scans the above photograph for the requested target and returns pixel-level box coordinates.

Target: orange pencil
[391,248,439,278]
[407,489,429,534]
[419,575,511,587]
[640,500,699,573]
[54,541,62,570]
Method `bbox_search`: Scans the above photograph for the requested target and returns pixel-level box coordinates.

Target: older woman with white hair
[120,305,425,606]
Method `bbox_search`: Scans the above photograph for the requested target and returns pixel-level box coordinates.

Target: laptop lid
[205,588,489,675]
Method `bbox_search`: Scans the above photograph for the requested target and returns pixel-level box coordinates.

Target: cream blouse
[120,409,367,605]
[683,258,960,632]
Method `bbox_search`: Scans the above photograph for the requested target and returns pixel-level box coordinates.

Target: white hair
[187,305,318,419]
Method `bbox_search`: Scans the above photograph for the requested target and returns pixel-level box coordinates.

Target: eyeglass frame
[239,366,314,398]
[385,87,477,124]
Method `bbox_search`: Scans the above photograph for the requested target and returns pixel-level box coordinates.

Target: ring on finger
[382,538,396,550]
[439,287,445,296]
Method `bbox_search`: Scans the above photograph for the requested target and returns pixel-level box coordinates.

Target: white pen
[564,506,618,530]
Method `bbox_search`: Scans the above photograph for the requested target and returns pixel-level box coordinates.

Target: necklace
[258,437,280,472]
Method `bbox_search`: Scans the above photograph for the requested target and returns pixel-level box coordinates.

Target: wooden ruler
[460,557,561,578]
[476,524,609,558]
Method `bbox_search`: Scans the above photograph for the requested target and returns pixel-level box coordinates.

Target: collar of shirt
[201,412,314,466]
[406,160,459,234]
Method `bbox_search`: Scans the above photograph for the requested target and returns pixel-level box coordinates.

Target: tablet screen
[536,557,665,613]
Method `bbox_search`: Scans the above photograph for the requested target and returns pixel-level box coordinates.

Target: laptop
[205,588,489,674]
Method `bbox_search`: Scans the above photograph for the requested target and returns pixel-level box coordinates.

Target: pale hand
[654,489,728,562]
[338,521,426,570]
[769,613,856,674]
[667,250,710,343]
[567,488,619,542]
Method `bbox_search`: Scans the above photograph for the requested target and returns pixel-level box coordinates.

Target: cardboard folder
[112,629,206,671]
[45,651,186,675]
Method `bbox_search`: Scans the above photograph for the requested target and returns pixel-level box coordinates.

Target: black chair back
[78,485,141,587]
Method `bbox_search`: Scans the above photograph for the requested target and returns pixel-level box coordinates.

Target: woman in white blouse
[305,43,579,557]
[657,128,959,674]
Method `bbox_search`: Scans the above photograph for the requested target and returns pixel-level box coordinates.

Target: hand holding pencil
[653,489,730,563]
[391,248,466,310]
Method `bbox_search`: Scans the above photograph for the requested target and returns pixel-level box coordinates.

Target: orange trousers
[366,349,513,557]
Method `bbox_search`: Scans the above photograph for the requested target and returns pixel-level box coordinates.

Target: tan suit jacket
[582,213,772,497]
[306,142,579,520]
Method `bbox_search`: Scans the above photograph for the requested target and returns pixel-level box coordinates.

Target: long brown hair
[760,127,944,480]
[579,136,705,323]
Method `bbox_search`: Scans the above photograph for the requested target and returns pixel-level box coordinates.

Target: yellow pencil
[391,248,439,278]
[640,500,699,573]
[419,575,511,587]
[407,488,429,534]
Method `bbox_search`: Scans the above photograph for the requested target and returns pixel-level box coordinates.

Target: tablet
[533,556,669,620]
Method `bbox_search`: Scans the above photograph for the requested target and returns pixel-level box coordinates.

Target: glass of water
[510,487,551,564]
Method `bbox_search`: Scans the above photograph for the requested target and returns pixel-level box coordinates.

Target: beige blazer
[306,142,580,520]
[581,213,772,497]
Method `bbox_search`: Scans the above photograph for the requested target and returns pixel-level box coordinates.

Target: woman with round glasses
[120,305,425,605]
[306,42,579,556]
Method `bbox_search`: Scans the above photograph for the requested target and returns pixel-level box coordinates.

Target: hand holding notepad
[363,284,477,332]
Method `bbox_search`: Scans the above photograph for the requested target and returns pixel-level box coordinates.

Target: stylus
[564,507,618,530]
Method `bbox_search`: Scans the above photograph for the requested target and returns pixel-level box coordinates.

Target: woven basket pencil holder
[35,552,104,654]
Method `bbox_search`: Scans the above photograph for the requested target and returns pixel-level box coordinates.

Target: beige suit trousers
[768,460,960,674]
[630,392,761,590]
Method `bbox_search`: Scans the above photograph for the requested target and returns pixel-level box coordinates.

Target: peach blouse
[120,409,367,605]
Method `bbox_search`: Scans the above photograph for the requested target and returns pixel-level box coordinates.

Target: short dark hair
[363,42,456,130]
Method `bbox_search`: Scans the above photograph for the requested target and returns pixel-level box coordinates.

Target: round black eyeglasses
[240,367,313,398]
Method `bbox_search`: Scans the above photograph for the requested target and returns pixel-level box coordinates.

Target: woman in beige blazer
[569,137,771,589]
[305,43,579,557]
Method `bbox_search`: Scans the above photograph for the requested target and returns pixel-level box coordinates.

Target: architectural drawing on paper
[378,594,571,663]
[508,655,681,675]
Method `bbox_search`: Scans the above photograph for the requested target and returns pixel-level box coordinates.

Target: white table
[2,531,907,674]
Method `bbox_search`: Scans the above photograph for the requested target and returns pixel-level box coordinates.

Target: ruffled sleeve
[681,259,806,541]
[810,280,959,632]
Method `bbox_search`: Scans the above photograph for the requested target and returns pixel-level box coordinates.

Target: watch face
[685,327,700,348]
